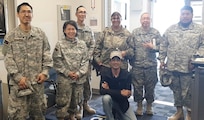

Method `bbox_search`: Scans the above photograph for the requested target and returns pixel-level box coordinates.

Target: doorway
[152,0,185,34]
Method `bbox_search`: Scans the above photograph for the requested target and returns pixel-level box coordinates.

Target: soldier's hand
[68,71,75,77]
[160,62,166,69]
[121,89,131,97]
[37,73,47,83]
[121,51,126,58]
[18,77,27,89]
[72,73,79,80]
[143,42,154,49]
[102,81,109,89]
[188,60,195,71]
[68,72,78,80]
[97,61,102,66]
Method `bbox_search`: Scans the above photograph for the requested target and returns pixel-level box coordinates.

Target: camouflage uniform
[4,26,53,120]
[128,27,161,104]
[52,37,89,119]
[77,24,95,102]
[2,40,8,56]
[158,22,204,109]
[94,27,132,70]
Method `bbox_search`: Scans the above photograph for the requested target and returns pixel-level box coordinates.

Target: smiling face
[111,14,121,27]
[76,6,86,22]
[17,5,33,25]
[64,24,77,39]
[109,57,122,70]
[180,9,193,24]
[140,13,150,29]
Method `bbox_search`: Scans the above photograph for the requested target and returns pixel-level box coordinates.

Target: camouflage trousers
[83,64,92,101]
[8,83,45,120]
[131,66,158,103]
[67,68,92,114]
[169,71,192,109]
[55,77,84,119]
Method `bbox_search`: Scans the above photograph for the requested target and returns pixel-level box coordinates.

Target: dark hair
[17,2,33,13]
[111,12,122,18]
[180,6,193,13]
[76,5,85,13]
[63,20,78,37]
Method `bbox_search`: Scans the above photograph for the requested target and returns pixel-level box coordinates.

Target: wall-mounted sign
[57,5,71,40]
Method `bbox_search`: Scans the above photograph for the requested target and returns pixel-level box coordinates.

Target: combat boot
[75,104,83,120]
[186,110,191,120]
[168,106,184,120]
[136,102,143,116]
[146,103,153,115]
[83,100,96,114]
[69,113,77,120]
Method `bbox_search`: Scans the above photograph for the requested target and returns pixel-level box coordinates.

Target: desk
[191,61,204,120]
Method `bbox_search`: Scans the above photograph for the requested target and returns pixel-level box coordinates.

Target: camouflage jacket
[128,27,162,68]
[52,37,89,84]
[4,26,53,85]
[158,22,204,73]
[93,26,132,69]
[77,24,95,60]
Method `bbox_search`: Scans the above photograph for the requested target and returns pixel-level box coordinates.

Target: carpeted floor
[45,108,167,120]
[136,114,167,120]
[45,82,175,120]
[82,114,166,120]
[82,82,174,120]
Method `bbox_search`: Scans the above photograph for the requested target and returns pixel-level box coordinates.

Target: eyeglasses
[77,11,87,14]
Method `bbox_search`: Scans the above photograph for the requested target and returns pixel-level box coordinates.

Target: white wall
[15,0,103,52]
[69,0,103,32]
[152,0,184,35]
[0,61,6,83]
[0,0,148,85]
[0,0,103,83]
[111,0,130,30]
[129,0,149,32]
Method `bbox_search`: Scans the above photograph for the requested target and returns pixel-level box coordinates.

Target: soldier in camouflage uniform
[94,12,132,71]
[128,13,161,116]
[53,20,89,120]
[74,6,96,119]
[158,6,204,120]
[3,2,53,120]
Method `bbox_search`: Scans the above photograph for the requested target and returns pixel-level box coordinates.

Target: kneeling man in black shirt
[100,51,137,120]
